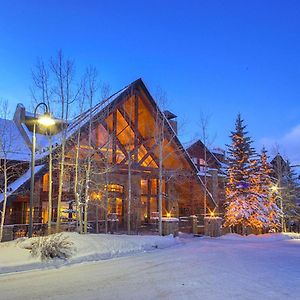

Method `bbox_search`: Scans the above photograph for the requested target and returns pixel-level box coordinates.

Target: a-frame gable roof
[2,78,217,208]
[187,140,222,168]
[50,78,199,173]
[132,79,200,172]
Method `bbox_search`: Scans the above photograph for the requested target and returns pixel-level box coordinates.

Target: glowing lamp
[29,102,55,238]
[270,185,279,193]
[166,212,171,218]
[38,112,55,127]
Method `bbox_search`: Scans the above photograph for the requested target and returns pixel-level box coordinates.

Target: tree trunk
[95,202,99,234]
[74,132,83,234]
[0,160,8,242]
[56,138,65,233]
[158,138,163,236]
[47,136,53,235]
[83,163,91,234]
[105,172,109,234]
[127,152,132,235]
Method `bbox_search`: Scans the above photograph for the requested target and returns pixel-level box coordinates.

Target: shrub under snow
[30,233,75,261]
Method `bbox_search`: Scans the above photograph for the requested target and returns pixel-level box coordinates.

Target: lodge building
[0,79,223,234]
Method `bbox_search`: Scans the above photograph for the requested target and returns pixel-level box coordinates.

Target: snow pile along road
[219,232,300,241]
[0,232,179,274]
[1,232,299,300]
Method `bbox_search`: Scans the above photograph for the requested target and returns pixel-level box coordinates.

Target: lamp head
[38,112,55,127]
[270,185,279,193]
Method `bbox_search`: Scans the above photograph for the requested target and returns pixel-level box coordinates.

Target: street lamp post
[28,103,55,238]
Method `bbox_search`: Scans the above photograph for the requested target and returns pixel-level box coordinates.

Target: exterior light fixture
[270,185,279,193]
[28,102,55,238]
[38,112,56,127]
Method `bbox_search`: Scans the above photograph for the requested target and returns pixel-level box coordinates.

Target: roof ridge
[69,81,133,130]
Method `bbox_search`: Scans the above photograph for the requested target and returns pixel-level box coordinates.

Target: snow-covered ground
[0,233,299,300]
[0,232,179,274]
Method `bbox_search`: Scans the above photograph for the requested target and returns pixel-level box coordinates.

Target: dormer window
[199,158,207,172]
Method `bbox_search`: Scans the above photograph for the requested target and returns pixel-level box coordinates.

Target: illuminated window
[151,179,157,195]
[105,184,124,193]
[42,174,49,192]
[199,158,207,172]
[199,158,206,166]
[150,179,165,195]
[141,179,148,195]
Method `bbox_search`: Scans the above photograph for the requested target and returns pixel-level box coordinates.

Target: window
[42,174,49,192]
[199,158,207,172]
[141,179,148,195]
[105,184,124,193]
[151,179,157,195]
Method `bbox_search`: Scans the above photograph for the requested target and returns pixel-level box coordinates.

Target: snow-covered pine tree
[224,114,264,233]
[280,160,300,230]
[257,147,280,231]
[247,152,267,231]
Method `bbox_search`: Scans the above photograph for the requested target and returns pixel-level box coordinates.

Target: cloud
[260,124,300,165]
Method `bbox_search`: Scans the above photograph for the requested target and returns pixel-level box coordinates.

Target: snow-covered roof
[0,164,45,203]
[210,147,225,155]
[1,79,210,207]
[33,84,131,160]
[0,118,31,161]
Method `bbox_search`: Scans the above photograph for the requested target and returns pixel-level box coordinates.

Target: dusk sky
[0,1,300,163]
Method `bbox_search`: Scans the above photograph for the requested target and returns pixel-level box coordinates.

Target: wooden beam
[134,93,139,162]
[117,106,160,167]
[112,111,117,164]
[101,120,128,159]
[147,179,151,222]
[138,142,157,166]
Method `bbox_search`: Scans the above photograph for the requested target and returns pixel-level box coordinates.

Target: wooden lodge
[187,140,226,213]
[0,79,217,234]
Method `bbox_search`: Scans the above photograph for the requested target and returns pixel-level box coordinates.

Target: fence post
[189,215,198,235]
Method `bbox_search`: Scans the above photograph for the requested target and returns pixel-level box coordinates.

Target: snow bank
[219,232,300,241]
[1,232,300,300]
[0,233,179,275]
[63,232,179,262]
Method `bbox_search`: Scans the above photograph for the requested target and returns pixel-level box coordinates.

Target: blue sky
[0,1,300,163]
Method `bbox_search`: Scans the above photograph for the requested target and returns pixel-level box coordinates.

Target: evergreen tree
[225,114,256,196]
[224,115,281,233]
[256,148,280,231]
[224,114,260,232]
[271,154,300,231]
[279,160,300,230]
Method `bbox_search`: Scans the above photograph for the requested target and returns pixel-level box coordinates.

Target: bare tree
[31,59,54,234]
[73,100,85,234]
[50,51,81,232]
[82,67,98,234]
[0,101,23,241]
[153,89,181,235]
[198,113,217,217]
[31,58,52,109]
[0,101,10,241]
